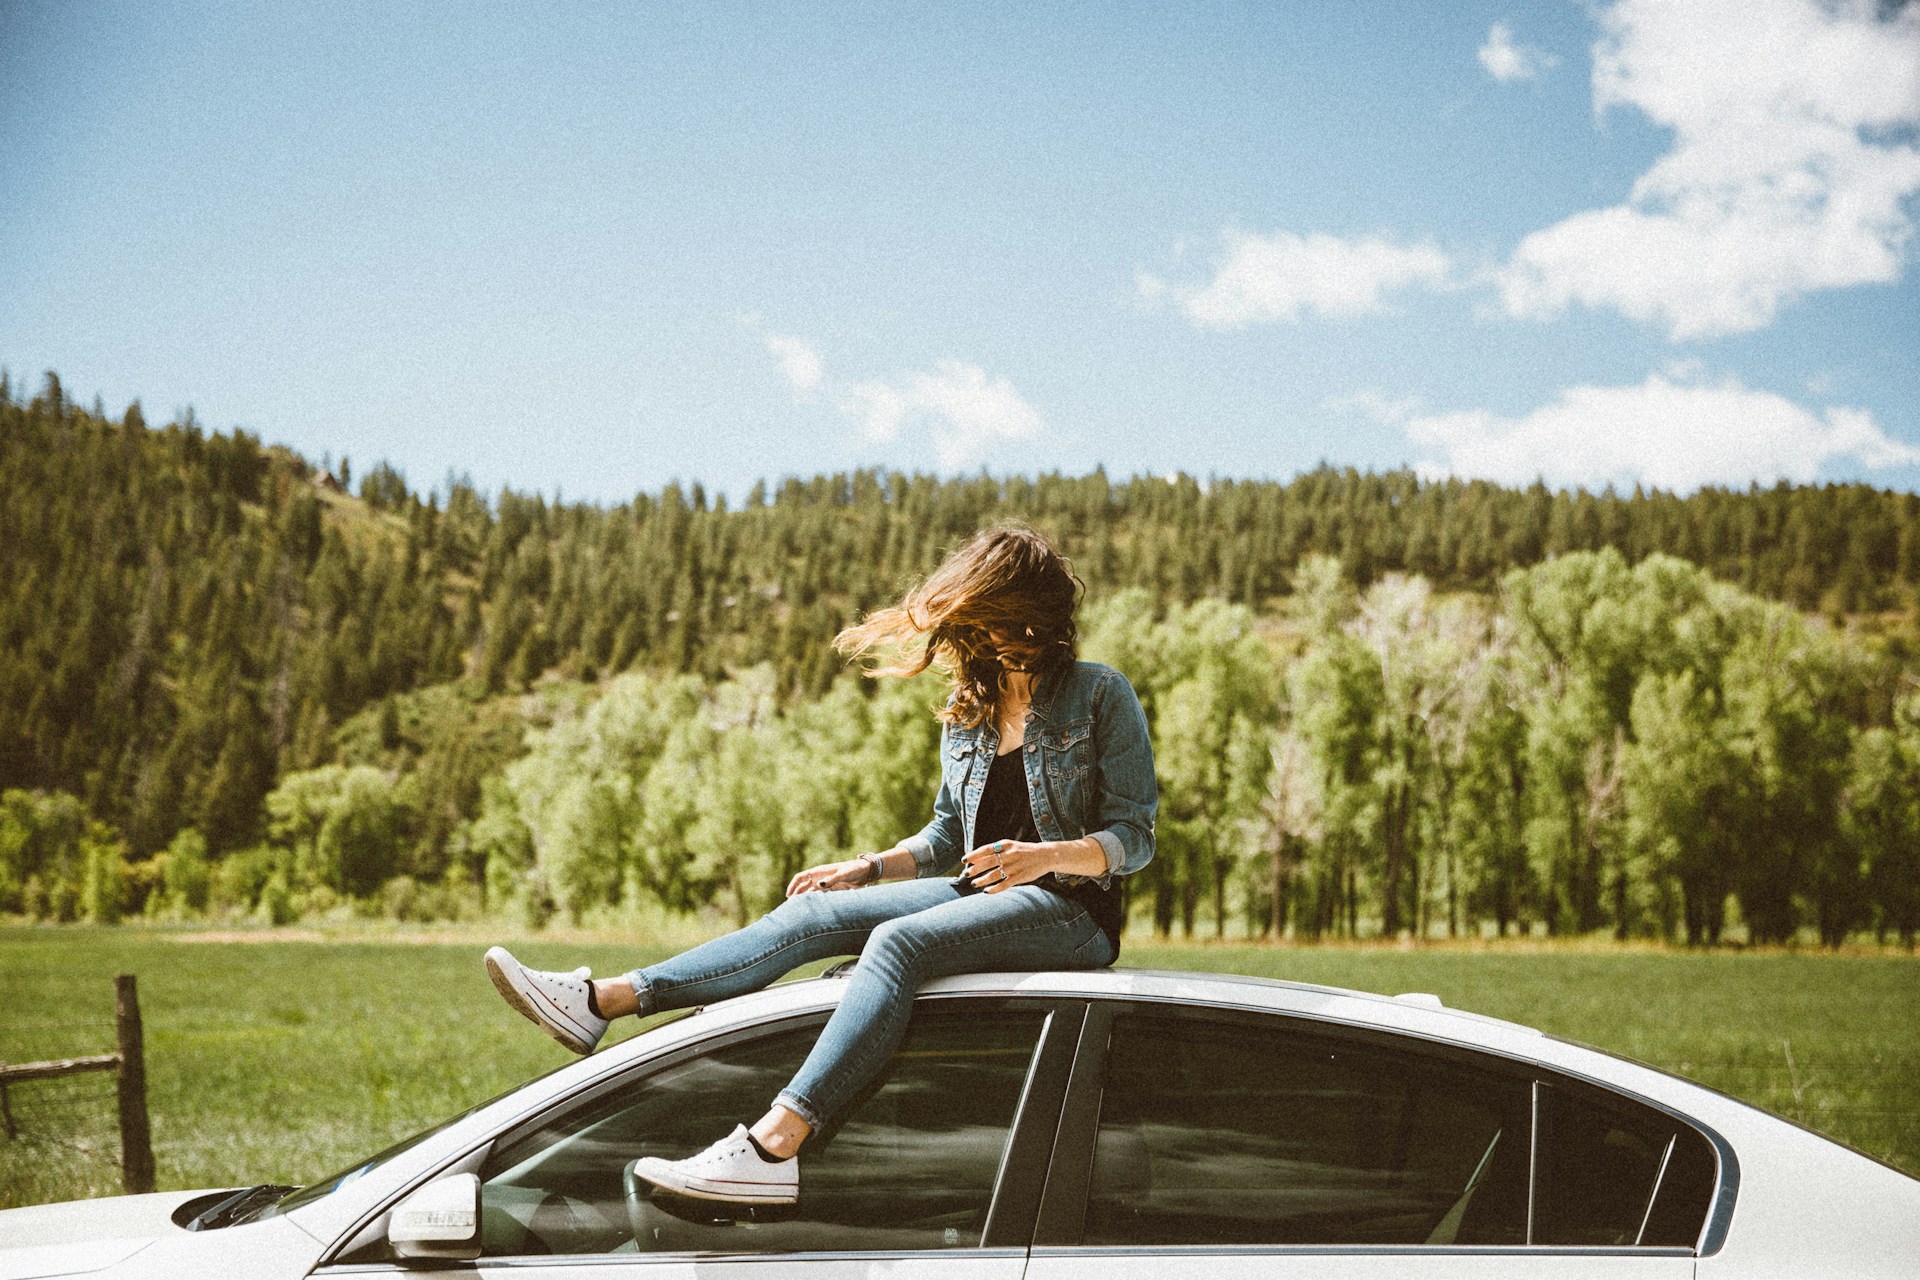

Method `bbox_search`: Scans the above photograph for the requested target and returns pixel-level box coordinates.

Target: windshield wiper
[181,1184,298,1231]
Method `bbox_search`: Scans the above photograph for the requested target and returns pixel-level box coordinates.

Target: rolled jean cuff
[773,1090,826,1131]
[619,970,659,1018]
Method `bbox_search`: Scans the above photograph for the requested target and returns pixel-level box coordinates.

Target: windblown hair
[835,526,1082,728]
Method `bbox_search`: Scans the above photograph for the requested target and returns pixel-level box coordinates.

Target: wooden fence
[0,974,153,1194]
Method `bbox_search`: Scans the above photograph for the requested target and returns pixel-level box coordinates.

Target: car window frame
[1030,996,1734,1260]
[318,991,1086,1271]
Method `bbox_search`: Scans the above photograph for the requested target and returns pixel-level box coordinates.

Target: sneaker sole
[484,947,598,1055]
[631,1158,798,1205]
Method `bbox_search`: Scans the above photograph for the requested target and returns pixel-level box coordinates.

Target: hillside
[4,372,1919,945]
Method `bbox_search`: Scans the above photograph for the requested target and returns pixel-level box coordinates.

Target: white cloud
[1479,21,1558,83]
[755,331,1044,470]
[838,360,1044,470]
[1133,270,1169,304]
[1384,370,1920,492]
[1321,389,1428,423]
[1168,230,1454,328]
[764,333,824,397]
[1500,0,1920,340]
[835,379,908,443]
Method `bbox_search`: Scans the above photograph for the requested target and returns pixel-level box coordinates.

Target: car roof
[746,965,1549,1047]
[1034,965,1541,1028]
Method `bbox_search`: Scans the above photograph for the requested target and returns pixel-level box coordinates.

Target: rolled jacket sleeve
[1085,671,1157,880]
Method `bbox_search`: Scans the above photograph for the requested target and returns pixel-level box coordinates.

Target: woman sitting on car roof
[484,524,1157,1205]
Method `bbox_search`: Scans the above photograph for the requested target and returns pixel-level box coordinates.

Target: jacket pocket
[1041,719,1093,780]
[945,735,980,792]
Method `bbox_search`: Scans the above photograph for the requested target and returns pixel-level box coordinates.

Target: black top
[957,746,1125,956]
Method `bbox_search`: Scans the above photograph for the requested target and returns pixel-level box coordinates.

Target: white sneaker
[631,1124,799,1204]
[484,946,608,1055]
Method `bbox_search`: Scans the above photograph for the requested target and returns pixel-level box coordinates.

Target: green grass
[2,926,1915,1209]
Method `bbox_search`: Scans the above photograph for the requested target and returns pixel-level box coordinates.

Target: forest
[3,371,1918,945]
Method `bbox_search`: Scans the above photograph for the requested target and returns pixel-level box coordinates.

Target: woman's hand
[960,840,1055,894]
[786,858,877,896]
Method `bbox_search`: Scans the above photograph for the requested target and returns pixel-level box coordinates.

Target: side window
[1532,1081,1716,1248]
[1084,1012,1531,1247]
[478,1006,1046,1257]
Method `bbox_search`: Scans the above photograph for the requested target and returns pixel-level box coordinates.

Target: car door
[319,993,1077,1280]
[1023,1001,1705,1280]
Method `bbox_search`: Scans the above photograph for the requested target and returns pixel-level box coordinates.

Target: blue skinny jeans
[622,879,1114,1129]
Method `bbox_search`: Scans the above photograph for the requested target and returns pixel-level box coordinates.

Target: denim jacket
[902,660,1157,886]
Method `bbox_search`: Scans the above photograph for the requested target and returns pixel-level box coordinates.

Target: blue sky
[2,0,1916,504]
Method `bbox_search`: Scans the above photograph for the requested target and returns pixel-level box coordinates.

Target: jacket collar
[955,662,1069,737]
[1026,661,1069,725]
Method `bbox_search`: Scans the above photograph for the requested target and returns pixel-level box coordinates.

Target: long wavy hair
[835,526,1082,728]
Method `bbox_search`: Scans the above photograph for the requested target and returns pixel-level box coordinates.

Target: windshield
[246,1115,465,1221]
[245,1066,572,1223]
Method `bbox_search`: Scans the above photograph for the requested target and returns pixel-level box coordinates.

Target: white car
[2,967,1916,1279]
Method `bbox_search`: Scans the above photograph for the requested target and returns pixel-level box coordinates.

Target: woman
[483,526,1156,1205]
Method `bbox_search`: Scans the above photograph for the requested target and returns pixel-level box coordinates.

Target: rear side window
[1080,1008,1719,1252]
[1084,1013,1532,1246]
[1533,1081,1716,1248]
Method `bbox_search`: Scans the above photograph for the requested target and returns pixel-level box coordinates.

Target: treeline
[3,371,1920,943]
[10,551,1915,946]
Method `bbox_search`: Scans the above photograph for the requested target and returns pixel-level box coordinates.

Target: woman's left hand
[786,858,879,896]
[961,840,1053,894]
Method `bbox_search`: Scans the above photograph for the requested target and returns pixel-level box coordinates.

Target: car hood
[0,1190,209,1279]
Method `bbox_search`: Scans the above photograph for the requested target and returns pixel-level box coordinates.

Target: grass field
[2,925,1916,1209]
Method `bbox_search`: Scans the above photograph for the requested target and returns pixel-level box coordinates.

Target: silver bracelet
[859,852,887,885]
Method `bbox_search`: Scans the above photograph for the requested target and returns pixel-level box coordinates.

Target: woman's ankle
[750,1104,813,1159]
[591,977,642,1019]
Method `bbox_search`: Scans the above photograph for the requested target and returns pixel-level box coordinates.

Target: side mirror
[388,1172,481,1261]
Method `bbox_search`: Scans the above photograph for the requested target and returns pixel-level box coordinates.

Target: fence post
[114,974,154,1195]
